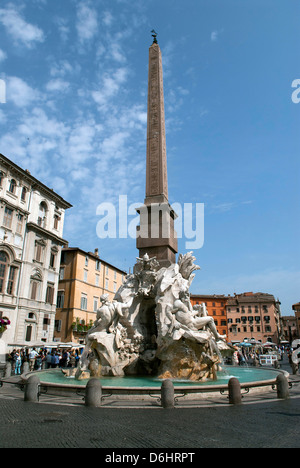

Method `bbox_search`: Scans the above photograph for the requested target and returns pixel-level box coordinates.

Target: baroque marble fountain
[67,252,230,383]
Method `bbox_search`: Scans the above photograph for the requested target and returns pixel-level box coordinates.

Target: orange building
[54,247,127,344]
[190,294,228,338]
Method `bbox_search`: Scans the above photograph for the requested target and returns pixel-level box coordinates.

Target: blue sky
[0,0,299,315]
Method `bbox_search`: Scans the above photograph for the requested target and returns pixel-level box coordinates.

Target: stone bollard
[22,361,29,375]
[228,377,242,405]
[274,360,280,369]
[161,379,175,408]
[24,375,40,402]
[276,373,289,400]
[292,363,298,375]
[85,378,102,407]
[5,362,12,378]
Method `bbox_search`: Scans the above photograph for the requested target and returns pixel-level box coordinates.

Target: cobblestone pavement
[0,357,299,449]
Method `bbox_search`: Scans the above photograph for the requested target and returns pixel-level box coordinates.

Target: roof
[62,247,127,274]
[0,152,72,209]
[227,292,276,305]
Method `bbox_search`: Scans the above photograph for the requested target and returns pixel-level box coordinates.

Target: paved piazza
[0,357,299,449]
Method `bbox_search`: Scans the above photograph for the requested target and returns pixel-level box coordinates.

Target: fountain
[70,251,229,382]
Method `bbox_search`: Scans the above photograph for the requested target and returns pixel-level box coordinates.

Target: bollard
[24,375,40,402]
[276,373,289,400]
[85,378,102,407]
[292,363,298,375]
[228,377,242,405]
[161,379,175,408]
[5,362,11,378]
[22,361,29,375]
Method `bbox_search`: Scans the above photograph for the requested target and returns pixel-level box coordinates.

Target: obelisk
[136,32,178,267]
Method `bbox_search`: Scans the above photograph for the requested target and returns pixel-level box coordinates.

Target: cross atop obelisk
[136,32,178,267]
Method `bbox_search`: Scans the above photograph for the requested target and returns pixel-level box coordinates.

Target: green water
[38,367,280,387]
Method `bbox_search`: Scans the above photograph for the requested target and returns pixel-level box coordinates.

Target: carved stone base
[157,339,220,382]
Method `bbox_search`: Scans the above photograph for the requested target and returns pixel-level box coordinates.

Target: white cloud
[46,79,70,93]
[7,76,40,107]
[211,29,224,42]
[0,49,7,62]
[102,11,113,27]
[92,67,129,109]
[0,4,44,48]
[76,2,98,44]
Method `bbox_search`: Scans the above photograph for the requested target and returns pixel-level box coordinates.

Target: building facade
[281,315,299,343]
[0,153,72,362]
[226,292,282,344]
[54,247,127,344]
[292,302,300,339]
[190,294,228,338]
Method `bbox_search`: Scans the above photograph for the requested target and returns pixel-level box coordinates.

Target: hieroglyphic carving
[146,43,168,199]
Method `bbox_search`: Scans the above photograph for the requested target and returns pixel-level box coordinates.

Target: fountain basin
[27,366,288,401]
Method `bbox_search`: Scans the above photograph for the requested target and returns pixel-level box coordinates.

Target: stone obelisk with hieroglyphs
[136,33,178,267]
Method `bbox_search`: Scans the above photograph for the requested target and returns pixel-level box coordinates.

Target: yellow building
[54,247,127,344]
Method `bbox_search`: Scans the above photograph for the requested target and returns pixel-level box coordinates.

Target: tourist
[35,353,43,371]
[51,352,60,368]
[45,352,52,369]
[69,350,76,368]
[14,350,22,375]
[29,348,39,371]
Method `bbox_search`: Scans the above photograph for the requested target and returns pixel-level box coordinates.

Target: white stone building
[0,153,72,362]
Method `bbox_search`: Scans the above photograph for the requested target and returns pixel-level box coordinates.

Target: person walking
[29,348,38,371]
[14,350,22,375]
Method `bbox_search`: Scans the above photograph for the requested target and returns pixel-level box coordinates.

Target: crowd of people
[7,347,82,375]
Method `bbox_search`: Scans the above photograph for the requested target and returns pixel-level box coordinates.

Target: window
[30,281,39,300]
[85,256,89,267]
[0,252,8,292]
[43,316,50,330]
[3,266,18,294]
[81,294,87,311]
[45,283,54,304]
[95,274,99,287]
[3,207,13,228]
[59,268,65,280]
[25,325,32,342]
[49,251,56,269]
[0,171,4,186]
[8,179,16,194]
[54,320,62,332]
[93,297,98,312]
[16,214,23,234]
[106,266,109,276]
[105,279,109,290]
[84,270,88,282]
[53,214,60,230]
[96,260,101,271]
[113,282,117,293]
[114,271,117,280]
[21,187,27,201]
[57,291,65,308]
[35,243,43,262]
[38,202,47,228]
